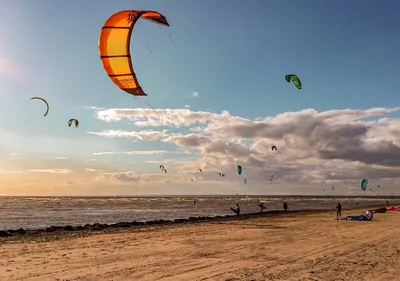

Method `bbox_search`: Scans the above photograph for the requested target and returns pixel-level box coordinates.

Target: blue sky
[1,0,400,196]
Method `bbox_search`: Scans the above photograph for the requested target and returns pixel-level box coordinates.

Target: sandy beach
[1,208,399,281]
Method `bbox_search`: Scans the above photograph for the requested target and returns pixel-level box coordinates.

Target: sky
[1,0,400,196]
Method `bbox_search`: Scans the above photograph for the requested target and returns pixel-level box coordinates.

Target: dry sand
[1,209,400,281]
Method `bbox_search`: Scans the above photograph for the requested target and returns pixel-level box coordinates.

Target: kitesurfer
[259,202,265,212]
[283,201,288,212]
[236,203,241,217]
[336,202,342,219]
[230,203,241,218]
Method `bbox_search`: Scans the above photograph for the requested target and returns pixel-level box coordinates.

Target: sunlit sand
[1,208,399,281]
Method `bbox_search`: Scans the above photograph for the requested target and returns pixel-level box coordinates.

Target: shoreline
[1,205,399,280]
[0,205,379,240]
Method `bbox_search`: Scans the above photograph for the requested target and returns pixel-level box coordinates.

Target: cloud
[184,105,191,108]
[85,168,105,172]
[84,106,105,110]
[92,108,218,127]
[88,129,168,140]
[93,150,185,156]
[125,150,173,155]
[28,169,72,174]
[96,171,147,183]
[88,106,400,193]
[92,152,118,156]
[184,90,200,99]
[56,156,69,160]
[0,169,22,174]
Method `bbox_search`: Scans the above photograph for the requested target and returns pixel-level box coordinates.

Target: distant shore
[0,205,381,240]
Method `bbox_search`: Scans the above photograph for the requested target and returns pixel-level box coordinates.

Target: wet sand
[1,208,399,281]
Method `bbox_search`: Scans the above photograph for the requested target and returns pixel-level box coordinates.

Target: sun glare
[0,57,10,70]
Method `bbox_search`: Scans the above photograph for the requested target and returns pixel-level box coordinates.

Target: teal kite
[361,179,368,191]
[237,165,242,175]
[285,74,301,90]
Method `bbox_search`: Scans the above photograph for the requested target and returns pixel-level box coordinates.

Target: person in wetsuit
[336,202,342,219]
[259,202,265,212]
[231,203,241,219]
[283,201,288,211]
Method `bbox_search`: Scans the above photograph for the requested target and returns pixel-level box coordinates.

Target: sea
[0,196,399,230]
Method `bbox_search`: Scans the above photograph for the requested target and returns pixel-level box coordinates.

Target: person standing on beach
[283,201,288,211]
[259,202,265,212]
[232,203,241,219]
[336,202,342,219]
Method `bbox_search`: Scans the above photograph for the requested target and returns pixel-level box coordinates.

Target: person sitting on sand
[283,201,288,212]
[336,202,342,219]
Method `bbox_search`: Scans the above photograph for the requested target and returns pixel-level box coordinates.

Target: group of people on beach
[336,200,390,220]
[231,200,392,221]
[231,201,289,218]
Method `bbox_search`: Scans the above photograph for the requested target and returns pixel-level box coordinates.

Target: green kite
[285,74,302,90]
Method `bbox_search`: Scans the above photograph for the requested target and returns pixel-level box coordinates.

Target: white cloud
[84,106,105,110]
[93,152,118,156]
[96,171,146,183]
[88,129,167,140]
[184,104,191,108]
[87,106,400,193]
[85,168,105,172]
[56,156,69,160]
[125,150,171,155]
[0,169,22,174]
[192,91,199,98]
[93,108,218,127]
[93,150,185,156]
[28,169,71,174]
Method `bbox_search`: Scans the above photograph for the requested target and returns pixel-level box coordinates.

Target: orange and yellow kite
[98,10,169,96]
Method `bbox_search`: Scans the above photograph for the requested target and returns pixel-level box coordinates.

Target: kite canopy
[372,207,387,213]
[237,165,242,175]
[99,10,169,96]
[30,97,49,116]
[361,179,368,191]
[68,119,79,128]
[285,74,302,90]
